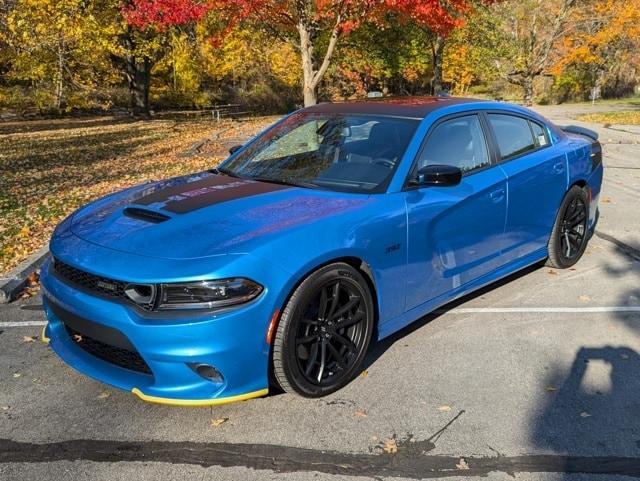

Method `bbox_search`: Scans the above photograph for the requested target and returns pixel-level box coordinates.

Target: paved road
[1,103,640,481]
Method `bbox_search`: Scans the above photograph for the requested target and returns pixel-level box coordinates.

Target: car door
[404,113,509,311]
[485,113,568,262]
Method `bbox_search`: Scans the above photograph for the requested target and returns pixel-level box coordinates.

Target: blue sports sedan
[41,97,603,405]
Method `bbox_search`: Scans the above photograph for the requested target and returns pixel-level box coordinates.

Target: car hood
[69,172,370,260]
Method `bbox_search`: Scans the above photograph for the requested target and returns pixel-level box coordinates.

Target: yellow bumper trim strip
[41,323,50,344]
[131,387,268,407]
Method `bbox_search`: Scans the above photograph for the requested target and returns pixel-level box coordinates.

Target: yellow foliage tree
[202,27,300,89]
[5,0,119,110]
[552,0,640,96]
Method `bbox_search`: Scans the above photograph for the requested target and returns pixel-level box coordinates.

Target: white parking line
[439,307,640,314]
[1,306,639,329]
[0,321,47,327]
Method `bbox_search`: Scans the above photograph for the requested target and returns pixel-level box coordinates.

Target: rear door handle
[490,188,505,203]
[553,162,565,174]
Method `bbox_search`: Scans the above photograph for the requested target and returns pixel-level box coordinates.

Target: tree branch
[310,13,341,89]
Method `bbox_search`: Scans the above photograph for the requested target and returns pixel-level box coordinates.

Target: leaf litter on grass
[0,116,279,276]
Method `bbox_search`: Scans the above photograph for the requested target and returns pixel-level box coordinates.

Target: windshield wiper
[209,167,241,178]
[251,176,318,189]
[210,169,317,189]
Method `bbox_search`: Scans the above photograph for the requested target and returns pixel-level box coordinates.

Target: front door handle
[553,162,565,174]
[490,188,505,203]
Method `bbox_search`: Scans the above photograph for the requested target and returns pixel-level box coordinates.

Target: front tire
[272,263,375,397]
[547,185,589,268]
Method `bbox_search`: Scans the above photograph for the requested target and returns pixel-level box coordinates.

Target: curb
[0,246,49,303]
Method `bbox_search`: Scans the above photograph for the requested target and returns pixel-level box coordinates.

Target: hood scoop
[123,207,171,224]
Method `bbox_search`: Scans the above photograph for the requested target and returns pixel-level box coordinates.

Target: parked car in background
[40,97,603,405]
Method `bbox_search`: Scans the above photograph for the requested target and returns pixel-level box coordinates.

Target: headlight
[156,278,263,310]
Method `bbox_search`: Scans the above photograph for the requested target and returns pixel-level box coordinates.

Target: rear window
[488,114,536,159]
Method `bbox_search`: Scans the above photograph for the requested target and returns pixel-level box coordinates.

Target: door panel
[486,114,568,261]
[405,166,508,311]
[404,114,508,311]
[499,147,567,260]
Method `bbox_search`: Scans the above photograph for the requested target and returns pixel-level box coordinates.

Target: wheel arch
[277,255,380,330]
[554,179,588,215]
[570,179,588,189]
[266,254,380,391]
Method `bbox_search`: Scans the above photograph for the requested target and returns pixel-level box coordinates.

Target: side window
[529,120,550,147]
[488,114,536,160]
[416,115,490,174]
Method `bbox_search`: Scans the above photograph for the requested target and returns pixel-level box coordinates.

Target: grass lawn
[576,110,640,125]
[0,115,277,276]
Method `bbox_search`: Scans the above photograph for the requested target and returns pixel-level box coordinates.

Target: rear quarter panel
[563,132,603,229]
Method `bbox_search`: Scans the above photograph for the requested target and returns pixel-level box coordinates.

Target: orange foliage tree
[551,0,640,99]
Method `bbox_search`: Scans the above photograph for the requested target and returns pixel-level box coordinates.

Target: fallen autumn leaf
[211,417,229,427]
[382,438,398,454]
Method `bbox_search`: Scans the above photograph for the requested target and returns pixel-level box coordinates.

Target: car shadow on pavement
[600,235,640,333]
[532,345,640,462]
[530,236,640,476]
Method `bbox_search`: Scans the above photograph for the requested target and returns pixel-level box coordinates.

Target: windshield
[219,112,419,193]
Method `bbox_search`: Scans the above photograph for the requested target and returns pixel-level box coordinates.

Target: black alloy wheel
[547,185,590,268]
[560,197,587,260]
[272,263,374,397]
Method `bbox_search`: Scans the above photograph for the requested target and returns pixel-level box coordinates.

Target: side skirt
[377,247,548,340]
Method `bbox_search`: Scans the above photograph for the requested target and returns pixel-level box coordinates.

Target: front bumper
[40,257,275,406]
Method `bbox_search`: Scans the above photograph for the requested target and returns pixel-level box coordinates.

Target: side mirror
[229,144,243,155]
[411,164,462,187]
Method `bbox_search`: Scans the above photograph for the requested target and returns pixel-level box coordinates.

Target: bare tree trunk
[129,59,151,116]
[296,3,341,107]
[54,38,65,110]
[430,35,445,95]
[298,22,318,106]
[522,75,534,105]
[118,31,151,117]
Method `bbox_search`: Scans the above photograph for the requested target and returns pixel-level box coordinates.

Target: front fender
[251,193,409,326]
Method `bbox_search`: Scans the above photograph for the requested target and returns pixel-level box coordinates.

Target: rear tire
[272,263,374,398]
[547,185,589,268]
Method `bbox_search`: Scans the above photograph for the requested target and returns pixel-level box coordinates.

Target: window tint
[488,114,536,159]
[416,115,490,174]
[529,120,549,147]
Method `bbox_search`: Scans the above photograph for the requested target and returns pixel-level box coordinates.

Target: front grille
[53,258,154,310]
[47,297,153,376]
[65,324,153,375]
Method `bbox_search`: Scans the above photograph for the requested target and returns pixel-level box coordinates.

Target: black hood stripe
[136,175,290,214]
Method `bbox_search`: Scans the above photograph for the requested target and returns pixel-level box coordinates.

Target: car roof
[303,96,488,118]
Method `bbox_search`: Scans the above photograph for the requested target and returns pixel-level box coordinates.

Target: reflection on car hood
[69,172,369,259]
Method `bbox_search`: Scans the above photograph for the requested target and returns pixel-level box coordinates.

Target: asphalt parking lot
[1,104,640,481]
